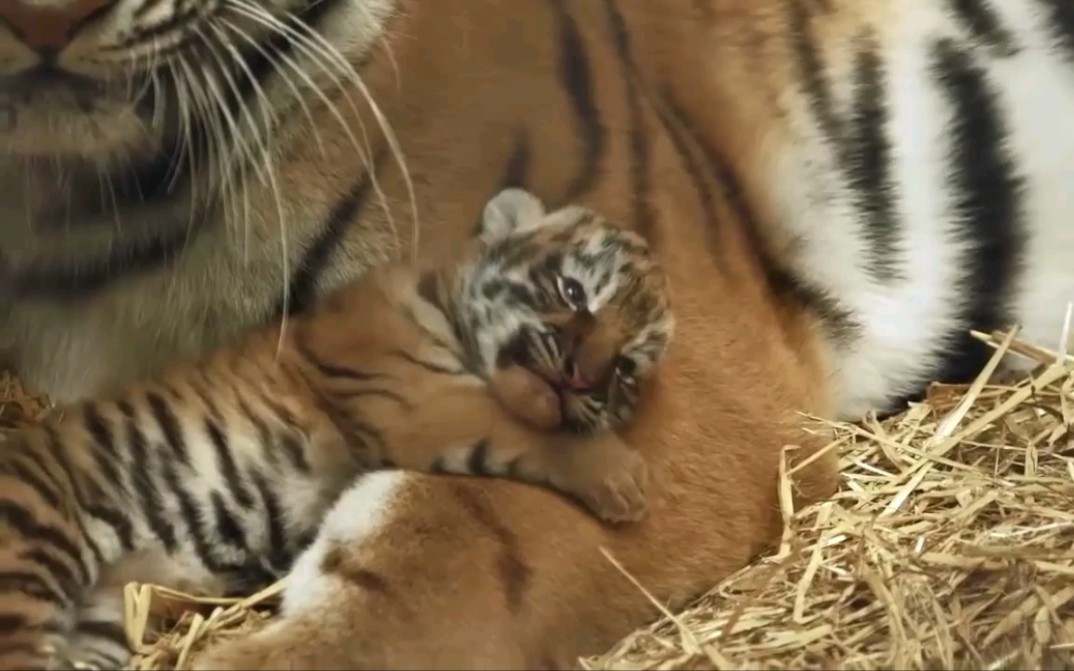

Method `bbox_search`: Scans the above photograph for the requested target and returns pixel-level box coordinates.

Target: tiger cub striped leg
[65,551,231,669]
[387,382,650,523]
[0,347,356,670]
[0,427,107,670]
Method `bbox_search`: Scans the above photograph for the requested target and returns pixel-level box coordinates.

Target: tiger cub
[0,188,674,670]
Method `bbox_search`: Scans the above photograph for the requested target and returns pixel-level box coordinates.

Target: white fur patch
[281,471,410,616]
[769,0,1074,418]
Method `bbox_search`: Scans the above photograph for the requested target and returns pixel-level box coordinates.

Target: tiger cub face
[457,189,674,434]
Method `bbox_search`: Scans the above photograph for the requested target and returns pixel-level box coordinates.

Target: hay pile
[1,327,1072,670]
[588,328,1074,670]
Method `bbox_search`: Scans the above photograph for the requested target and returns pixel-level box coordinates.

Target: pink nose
[0,0,115,51]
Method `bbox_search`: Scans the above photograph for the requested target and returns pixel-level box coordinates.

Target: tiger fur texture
[2,0,1073,668]
[0,186,672,669]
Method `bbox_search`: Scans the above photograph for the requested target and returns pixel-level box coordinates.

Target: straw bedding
[1,328,1072,670]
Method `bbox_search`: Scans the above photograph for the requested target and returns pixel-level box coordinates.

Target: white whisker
[217,15,330,160]
[227,0,418,262]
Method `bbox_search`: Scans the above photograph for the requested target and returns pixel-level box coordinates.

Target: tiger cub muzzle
[496,310,635,435]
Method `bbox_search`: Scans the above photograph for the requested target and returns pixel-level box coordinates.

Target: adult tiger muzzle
[0,0,118,54]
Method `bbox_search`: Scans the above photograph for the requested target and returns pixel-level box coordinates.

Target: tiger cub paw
[561,442,650,524]
[489,365,562,430]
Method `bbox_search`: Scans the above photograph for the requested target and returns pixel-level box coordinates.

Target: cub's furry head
[457,189,674,433]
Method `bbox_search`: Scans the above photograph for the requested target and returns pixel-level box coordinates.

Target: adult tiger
[0,0,1070,668]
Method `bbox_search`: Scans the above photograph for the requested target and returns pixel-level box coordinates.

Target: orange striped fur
[0,0,859,668]
[0,188,673,669]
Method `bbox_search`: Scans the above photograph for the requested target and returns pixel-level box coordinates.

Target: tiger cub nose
[0,0,116,53]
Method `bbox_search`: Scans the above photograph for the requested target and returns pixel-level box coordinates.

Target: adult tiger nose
[0,0,116,53]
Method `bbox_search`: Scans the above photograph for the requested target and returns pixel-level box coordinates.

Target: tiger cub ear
[480,188,546,244]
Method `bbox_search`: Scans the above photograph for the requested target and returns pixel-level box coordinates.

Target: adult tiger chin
[14,0,1074,667]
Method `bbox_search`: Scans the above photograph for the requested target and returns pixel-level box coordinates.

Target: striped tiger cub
[0,187,673,670]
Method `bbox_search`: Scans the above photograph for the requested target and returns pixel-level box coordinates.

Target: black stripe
[416,271,446,314]
[7,445,65,511]
[305,384,387,465]
[499,131,532,191]
[190,375,223,421]
[121,6,201,46]
[257,392,300,429]
[40,427,105,565]
[653,91,723,259]
[0,571,68,607]
[659,88,860,341]
[18,548,78,600]
[251,473,290,574]
[205,419,256,509]
[0,502,86,585]
[146,391,190,465]
[132,0,169,20]
[786,0,843,144]
[80,409,135,550]
[548,0,606,203]
[0,614,29,633]
[92,144,186,211]
[932,39,1025,384]
[506,456,524,479]
[787,1,905,283]
[6,223,195,301]
[228,0,349,108]
[477,131,534,236]
[1,460,62,509]
[157,457,241,574]
[948,0,1018,55]
[251,392,316,470]
[0,641,45,659]
[235,395,279,468]
[211,492,249,551]
[73,619,126,645]
[601,0,655,240]
[278,434,312,474]
[391,350,465,376]
[72,619,130,668]
[160,381,185,403]
[1039,0,1074,60]
[83,406,119,464]
[846,40,900,281]
[278,147,389,316]
[296,336,385,383]
[123,414,178,552]
[467,439,491,476]
[337,387,414,411]
[450,485,531,612]
[82,407,128,502]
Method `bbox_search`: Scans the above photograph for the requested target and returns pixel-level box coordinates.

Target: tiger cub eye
[557,276,586,310]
